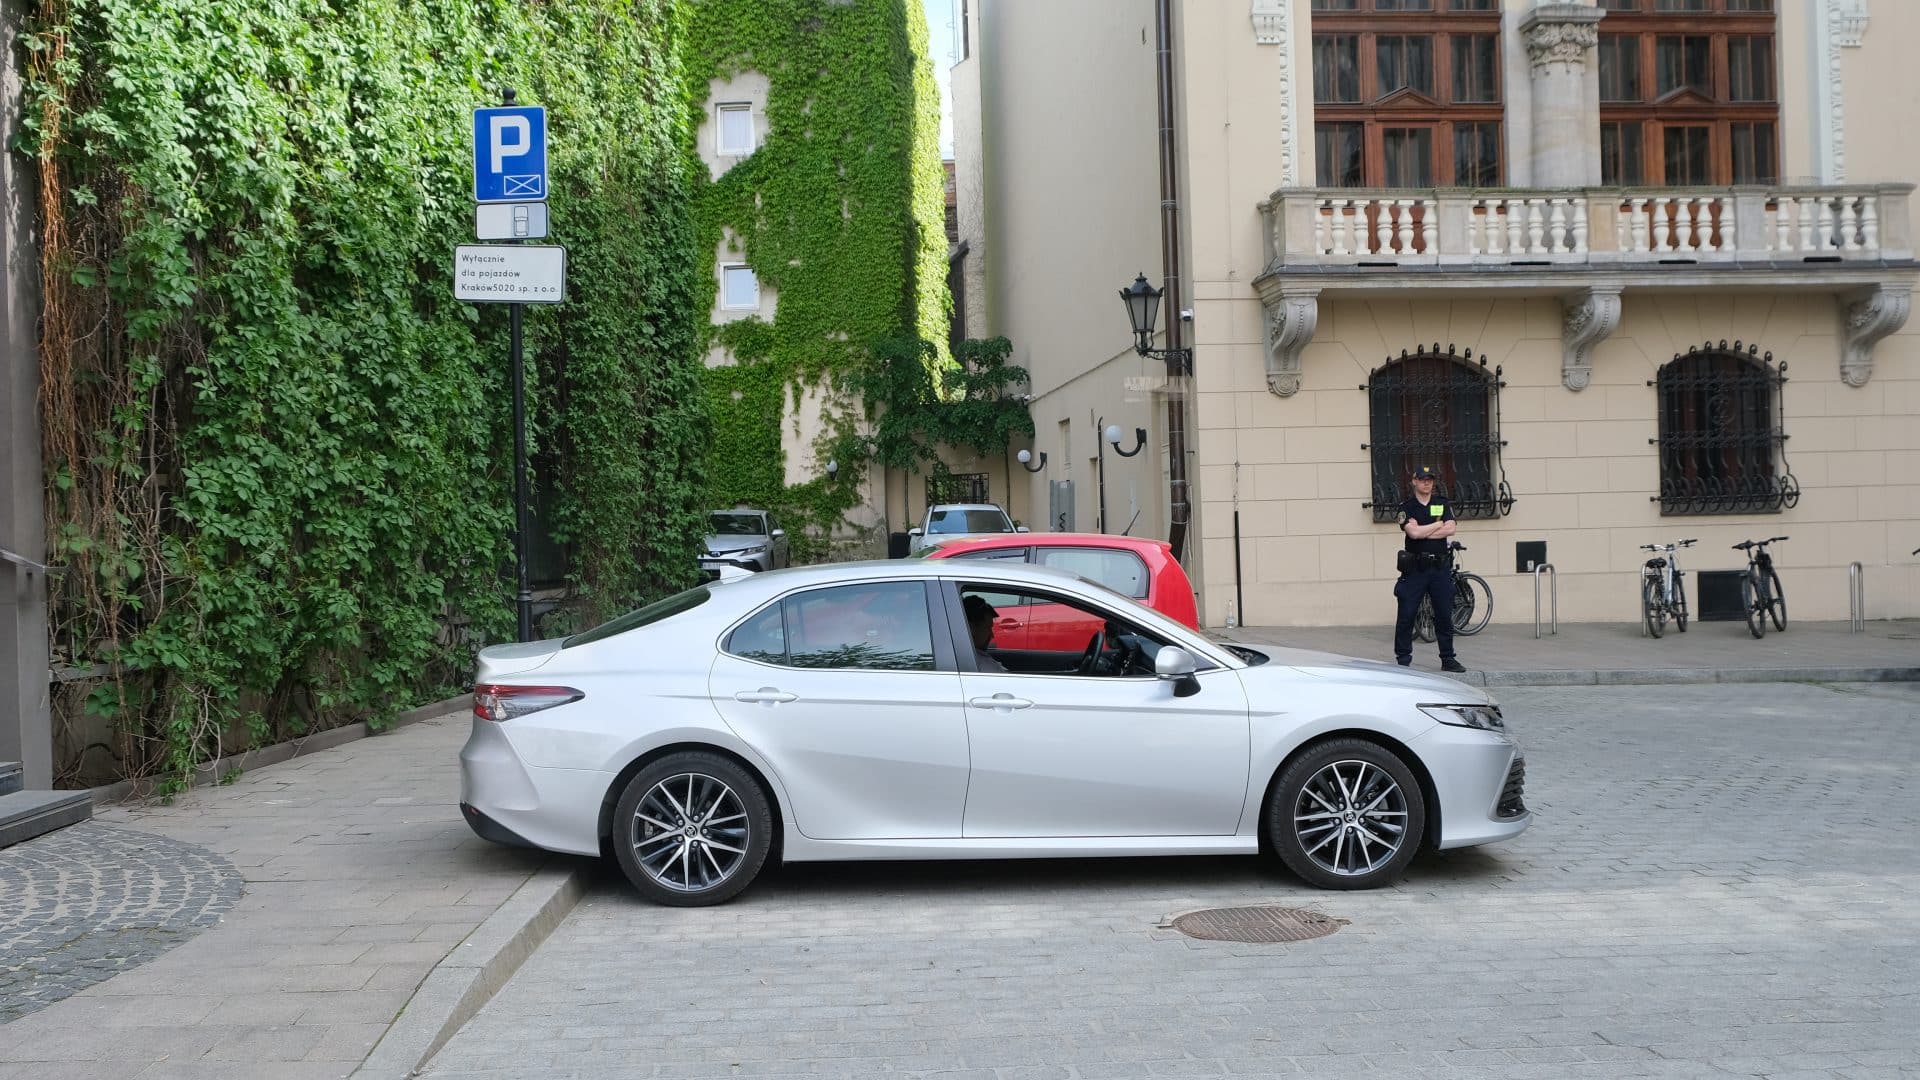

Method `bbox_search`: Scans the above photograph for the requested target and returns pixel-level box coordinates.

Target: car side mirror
[1014,525,1029,533]
[908,527,923,537]
[1155,646,1201,698]
[771,528,785,539]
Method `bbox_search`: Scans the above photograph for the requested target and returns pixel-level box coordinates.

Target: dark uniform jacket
[1399,495,1456,559]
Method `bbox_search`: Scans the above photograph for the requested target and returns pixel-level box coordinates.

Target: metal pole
[1096,416,1108,534]
[511,301,533,641]
[1153,0,1191,563]
[1848,561,1864,632]
[1533,563,1557,639]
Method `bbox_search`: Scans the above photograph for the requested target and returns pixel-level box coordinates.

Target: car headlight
[1418,703,1505,731]
[737,544,768,556]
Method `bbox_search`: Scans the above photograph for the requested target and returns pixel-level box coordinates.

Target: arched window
[1363,345,1512,522]
[1653,342,1796,515]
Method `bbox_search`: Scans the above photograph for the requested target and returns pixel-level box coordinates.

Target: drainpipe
[1154,0,1192,562]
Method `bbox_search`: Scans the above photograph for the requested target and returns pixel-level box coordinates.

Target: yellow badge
[1430,504,1445,516]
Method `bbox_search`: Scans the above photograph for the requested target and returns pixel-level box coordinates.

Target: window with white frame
[716,103,756,156]
[721,265,759,310]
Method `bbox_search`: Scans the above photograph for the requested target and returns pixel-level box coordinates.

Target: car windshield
[563,587,712,648]
[707,513,766,536]
[927,508,1011,534]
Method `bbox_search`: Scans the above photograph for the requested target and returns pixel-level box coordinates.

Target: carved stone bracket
[1560,286,1622,392]
[1834,0,1870,48]
[1520,4,1603,76]
[1250,0,1285,45]
[1262,288,1319,397]
[1841,282,1911,387]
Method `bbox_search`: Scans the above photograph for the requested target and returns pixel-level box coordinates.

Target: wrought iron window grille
[1360,344,1515,523]
[926,472,992,506]
[1649,341,1797,516]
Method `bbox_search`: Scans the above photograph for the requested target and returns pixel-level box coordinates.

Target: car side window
[958,583,1179,677]
[725,600,787,664]
[1036,547,1150,598]
[782,582,936,671]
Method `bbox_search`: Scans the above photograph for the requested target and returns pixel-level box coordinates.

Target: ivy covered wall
[683,0,950,554]
[26,0,705,785]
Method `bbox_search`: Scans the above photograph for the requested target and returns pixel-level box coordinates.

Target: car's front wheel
[611,752,773,907]
[1268,739,1425,890]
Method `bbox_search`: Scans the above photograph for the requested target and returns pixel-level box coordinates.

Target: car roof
[926,532,1171,553]
[926,503,1005,512]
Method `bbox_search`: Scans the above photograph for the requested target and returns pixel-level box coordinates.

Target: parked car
[700,509,789,576]
[906,502,1023,554]
[461,559,1531,906]
[921,533,1200,649]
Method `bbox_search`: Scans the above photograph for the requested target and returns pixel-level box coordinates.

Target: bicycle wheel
[1642,576,1665,639]
[1742,571,1766,639]
[1766,567,1787,631]
[1673,573,1688,633]
[1453,573,1493,635]
[1413,595,1436,644]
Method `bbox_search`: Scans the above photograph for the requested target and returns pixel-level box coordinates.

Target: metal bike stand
[1848,561,1865,632]
[1533,563,1557,639]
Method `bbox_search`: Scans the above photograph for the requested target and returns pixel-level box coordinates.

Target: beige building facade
[955,0,1918,627]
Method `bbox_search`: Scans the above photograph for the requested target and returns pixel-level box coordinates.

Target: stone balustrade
[1261,184,1913,267]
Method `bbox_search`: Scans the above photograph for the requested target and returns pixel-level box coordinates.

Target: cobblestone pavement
[423,682,1920,1080]
[0,823,242,1024]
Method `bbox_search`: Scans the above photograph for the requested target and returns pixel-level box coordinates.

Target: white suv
[907,503,1025,554]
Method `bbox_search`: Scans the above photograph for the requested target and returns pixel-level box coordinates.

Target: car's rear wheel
[611,752,772,907]
[1268,739,1425,890]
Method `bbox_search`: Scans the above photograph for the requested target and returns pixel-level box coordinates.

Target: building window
[716,103,756,156]
[1653,343,1797,515]
[1597,1,1778,185]
[721,265,759,309]
[1362,346,1513,522]
[1311,0,1502,187]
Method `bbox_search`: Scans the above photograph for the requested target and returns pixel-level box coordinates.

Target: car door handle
[734,688,797,705]
[968,693,1033,711]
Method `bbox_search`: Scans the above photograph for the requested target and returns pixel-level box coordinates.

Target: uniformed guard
[1394,465,1466,672]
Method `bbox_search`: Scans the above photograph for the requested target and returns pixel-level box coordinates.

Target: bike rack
[1533,563,1557,639]
[1848,562,1865,632]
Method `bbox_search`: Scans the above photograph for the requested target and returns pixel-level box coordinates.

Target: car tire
[611,751,773,907]
[1268,738,1425,891]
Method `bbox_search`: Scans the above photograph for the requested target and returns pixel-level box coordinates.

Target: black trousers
[1393,566,1455,662]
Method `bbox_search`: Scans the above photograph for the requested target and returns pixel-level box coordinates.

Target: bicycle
[1638,538,1696,638]
[1412,541,1494,643]
[1731,536,1789,639]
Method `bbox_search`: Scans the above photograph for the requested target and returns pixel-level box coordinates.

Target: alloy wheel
[630,772,751,893]
[1292,759,1410,878]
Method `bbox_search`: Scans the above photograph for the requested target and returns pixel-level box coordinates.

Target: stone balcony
[1252,184,1917,394]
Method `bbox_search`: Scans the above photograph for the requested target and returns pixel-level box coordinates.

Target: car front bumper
[1410,721,1533,850]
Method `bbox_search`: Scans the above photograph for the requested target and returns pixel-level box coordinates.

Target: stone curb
[87,693,473,805]
[1441,666,1920,688]
[351,859,590,1080]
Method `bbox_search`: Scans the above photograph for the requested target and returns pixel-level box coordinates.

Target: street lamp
[1016,449,1047,473]
[1118,272,1192,375]
[825,459,839,480]
[1096,417,1146,534]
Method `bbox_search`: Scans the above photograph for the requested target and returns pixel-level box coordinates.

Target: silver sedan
[460,560,1530,906]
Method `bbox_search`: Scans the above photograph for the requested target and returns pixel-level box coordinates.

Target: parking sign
[473,106,548,203]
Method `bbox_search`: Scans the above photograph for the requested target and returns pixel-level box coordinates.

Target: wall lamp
[1118,272,1193,376]
[1016,449,1047,473]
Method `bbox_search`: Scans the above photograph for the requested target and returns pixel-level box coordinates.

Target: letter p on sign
[473,106,548,203]
[490,116,530,174]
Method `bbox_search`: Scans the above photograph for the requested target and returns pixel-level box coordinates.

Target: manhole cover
[1164,906,1345,943]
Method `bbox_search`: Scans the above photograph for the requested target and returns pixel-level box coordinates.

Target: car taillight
[473,684,583,722]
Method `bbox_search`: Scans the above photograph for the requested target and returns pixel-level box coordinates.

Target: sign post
[465,89,559,642]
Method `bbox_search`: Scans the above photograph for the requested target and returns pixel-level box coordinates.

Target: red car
[921,533,1200,650]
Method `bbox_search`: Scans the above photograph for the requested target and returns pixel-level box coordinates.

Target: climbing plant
[24,0,704,786]
[682,0,951,556]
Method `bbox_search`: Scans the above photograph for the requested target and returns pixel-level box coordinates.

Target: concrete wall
[1,0,50,786]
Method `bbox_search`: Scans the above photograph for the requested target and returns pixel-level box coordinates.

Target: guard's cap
[1410,465,1438,480]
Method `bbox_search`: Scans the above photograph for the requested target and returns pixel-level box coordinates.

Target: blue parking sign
[473,106,547,203]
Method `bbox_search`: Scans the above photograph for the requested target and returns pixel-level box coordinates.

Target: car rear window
[1035,547,1149,598]
[563,587,711,648]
